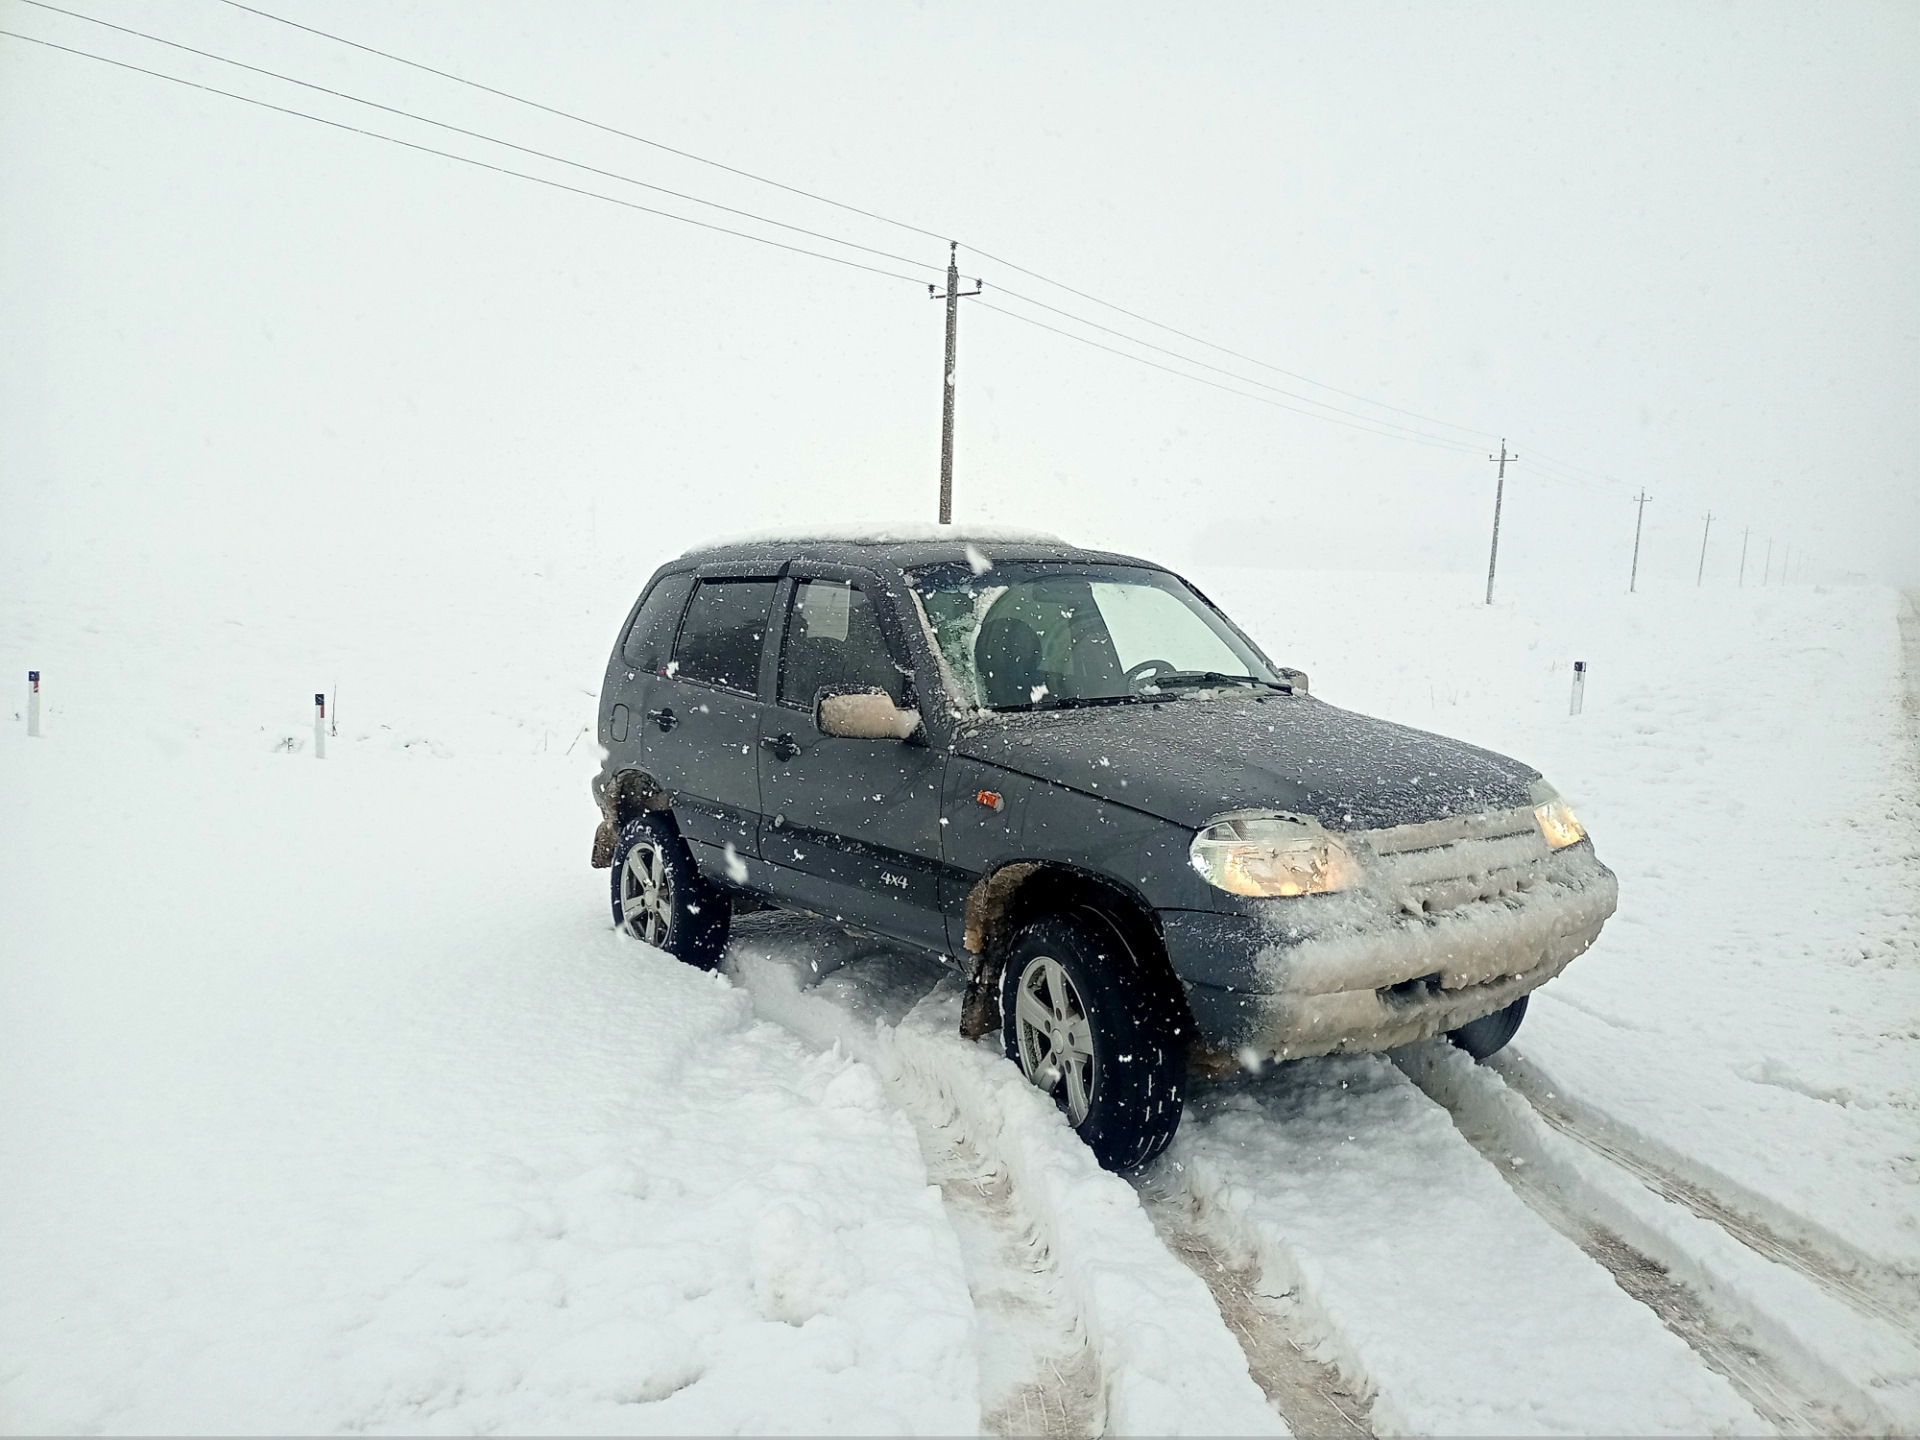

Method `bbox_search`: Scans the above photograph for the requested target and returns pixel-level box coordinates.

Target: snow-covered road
[3,569,1916,1433]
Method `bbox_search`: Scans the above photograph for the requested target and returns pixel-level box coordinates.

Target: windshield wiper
[1145,670,1292,693]
[992,691,1178,713]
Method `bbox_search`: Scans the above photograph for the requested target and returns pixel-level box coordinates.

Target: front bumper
[1163,825,1618,1060]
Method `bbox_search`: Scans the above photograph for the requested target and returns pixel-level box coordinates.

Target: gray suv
[592,533,1617,1170]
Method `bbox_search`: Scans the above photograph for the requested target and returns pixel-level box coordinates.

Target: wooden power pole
[929,242,981,525]
[1484,440,1519,605]
[1630,490,1653,592]
[1696,511,1713,586]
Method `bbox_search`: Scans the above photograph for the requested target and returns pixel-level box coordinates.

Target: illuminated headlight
[1530,781,1587,850]
[1189,812,1363,897]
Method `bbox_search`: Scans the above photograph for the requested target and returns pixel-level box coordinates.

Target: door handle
[647,707,677,732]
[761,732,800,762]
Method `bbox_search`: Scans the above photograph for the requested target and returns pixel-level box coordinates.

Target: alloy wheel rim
[619,841,673,945]
[1014,954,1095,1125]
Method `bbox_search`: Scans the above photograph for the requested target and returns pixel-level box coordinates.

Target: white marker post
[1569,660,1587,716]
[314,693,327,759]
[27,670,41,736]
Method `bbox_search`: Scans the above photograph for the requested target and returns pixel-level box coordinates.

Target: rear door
[645,572,779,873]
[603,570,694,775]
[757,572,950,952]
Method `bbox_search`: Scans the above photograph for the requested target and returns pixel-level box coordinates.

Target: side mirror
[1278,668,1310,696]
[815,688,921,740]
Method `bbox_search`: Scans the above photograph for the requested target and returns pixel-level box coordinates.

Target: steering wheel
[1125,658,1178,689]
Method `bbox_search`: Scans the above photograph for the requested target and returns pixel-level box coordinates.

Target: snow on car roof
[686,520,1066,554]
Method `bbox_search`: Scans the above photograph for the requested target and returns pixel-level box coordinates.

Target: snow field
[727,918,1283,1436]
[5,552,1918,1435]
[0,741,978,1433]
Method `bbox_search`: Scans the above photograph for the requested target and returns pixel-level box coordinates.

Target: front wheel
[609,814,730,969]
[1448,994,1528,1060]
[1001,912,1188,1173]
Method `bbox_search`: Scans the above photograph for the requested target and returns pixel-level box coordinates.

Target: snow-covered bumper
[1162,812,1619,1060]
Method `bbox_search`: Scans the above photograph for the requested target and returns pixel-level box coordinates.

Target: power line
[975,299,1482,454]
[214,0,1522,452]
[14,0,944,280]
[36,0,1497,454]
[0,28,932,286]
[19,7,1655,494]
[968,243,1502,444]
[987,281,1479,451]
[213,0,954,247]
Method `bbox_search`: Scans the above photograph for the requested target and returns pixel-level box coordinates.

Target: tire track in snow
[1398,1041,1920,1436]
[1150,1054,1762,1435]
[914,1111,1103,1437]
[1493,1050,1920,1346]
[724,915,1281,1437]
[724,921,1102,1436]
[1133,1182,1373,1437]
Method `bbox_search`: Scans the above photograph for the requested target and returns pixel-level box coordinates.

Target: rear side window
[672,578,777,692]
[621,573,693,671]
[779,580,907,708]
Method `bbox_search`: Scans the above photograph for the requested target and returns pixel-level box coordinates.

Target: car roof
[673,528,1163,574]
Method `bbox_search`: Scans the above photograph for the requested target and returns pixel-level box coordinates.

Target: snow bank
[0,742,978,1433]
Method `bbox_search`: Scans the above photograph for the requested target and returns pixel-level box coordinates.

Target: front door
[646,574,778,876]
[757,575,950,952]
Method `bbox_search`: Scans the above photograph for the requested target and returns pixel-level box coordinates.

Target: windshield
[909,561,1280,711]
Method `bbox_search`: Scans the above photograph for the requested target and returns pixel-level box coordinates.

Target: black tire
[609,813,730,970]
[1000,910,1188,1173]
[1449,994,1528,1060]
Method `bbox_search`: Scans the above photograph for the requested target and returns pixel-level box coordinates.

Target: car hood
[953,693,1539,831]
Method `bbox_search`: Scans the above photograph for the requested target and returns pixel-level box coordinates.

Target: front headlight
[1530,781,1587,849]
[1189,812,1363,897]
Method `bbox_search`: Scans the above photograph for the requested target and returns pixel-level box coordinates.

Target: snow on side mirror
[815,688,921,740]
[1279,668,1310,695]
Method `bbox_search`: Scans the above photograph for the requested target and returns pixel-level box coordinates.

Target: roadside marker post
[27,671,40,736]
[314,693,327,759]
[1569,661,1587,716]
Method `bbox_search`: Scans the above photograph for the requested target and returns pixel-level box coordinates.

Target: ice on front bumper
[1249,812,1619,999]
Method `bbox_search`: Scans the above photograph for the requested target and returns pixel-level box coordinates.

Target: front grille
[1362,807,1552,916]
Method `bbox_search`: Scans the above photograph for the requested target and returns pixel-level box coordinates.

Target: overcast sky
[4,0,1915,607]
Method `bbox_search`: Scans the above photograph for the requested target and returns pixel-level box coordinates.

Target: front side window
[909,562,1276,711]
[672,578,777,692]
[778,580,907,707]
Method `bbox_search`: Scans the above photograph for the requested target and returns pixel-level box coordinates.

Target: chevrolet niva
[591,532,1617,1171]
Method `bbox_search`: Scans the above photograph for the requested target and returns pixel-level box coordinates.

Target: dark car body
[591,533,1617,1061]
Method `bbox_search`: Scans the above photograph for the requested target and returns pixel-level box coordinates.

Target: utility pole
[1738,526,1750,587]
[1484,440,1518,605]
[1696,511,1713,586]
[929,242,982,525]
[1782,544,1791,585]
[1762,538,1773,585]
[1630,490,1652,593]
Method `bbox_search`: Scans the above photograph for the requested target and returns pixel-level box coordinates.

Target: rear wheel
[1001,911,1188,1173]
[1448,994,1528,1060]
[609,813,730,969]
